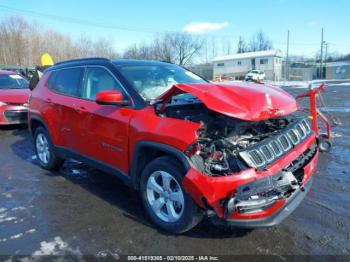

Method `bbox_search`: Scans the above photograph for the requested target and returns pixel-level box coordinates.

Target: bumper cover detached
[214,178,312,228]
[183,135,319,228]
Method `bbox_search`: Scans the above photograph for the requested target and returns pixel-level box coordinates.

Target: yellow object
[40,53,54,66]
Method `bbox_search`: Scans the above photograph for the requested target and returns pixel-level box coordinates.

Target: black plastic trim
[130,141,191,189]
[54,146,132,187]
[54,57,110,66]
[28,115,49,137]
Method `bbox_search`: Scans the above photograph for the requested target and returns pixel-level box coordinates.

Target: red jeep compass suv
[29,58,319,233]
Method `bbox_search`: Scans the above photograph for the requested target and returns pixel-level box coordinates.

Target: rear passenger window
[50,68,84,97]
[47,71,58,90]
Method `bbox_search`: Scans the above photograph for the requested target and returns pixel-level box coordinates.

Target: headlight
[0,102,8,106]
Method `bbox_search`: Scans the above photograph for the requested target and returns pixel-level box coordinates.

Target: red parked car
[28,58,319,233]
[0,70,30,125]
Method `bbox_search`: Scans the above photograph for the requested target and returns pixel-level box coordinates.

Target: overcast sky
[0,0,349,57]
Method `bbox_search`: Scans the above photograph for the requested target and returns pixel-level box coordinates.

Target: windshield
[117,64,207,100]
[0,74,29,89]
[251,70,259,74]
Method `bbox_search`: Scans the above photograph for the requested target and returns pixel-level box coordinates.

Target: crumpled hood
[158,82,299,121]
[0,88,30,104]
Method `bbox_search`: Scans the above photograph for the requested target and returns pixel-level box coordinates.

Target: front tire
[140,156,203,234]
[34,127,64,170]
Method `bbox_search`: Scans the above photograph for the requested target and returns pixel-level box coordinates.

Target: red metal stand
[296,84,333,152]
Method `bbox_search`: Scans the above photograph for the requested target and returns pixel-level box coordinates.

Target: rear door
[47,67,85,149]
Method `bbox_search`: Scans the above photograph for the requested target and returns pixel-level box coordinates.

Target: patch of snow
[11,206,26,211]
[332,132,343,138]
[69,159,82,164]
[97,250,109,258]
[2,192,12,198]
[71,169,80,175]
[320,107,350,113]
[10,233,23,240]
[32,236,82,257]
[14,218,25,224]
[97,250,120,260]
[31,155,37,160]
[0,208,7,213]
[330,82,350,86]
[25,229,36,234]
[0,238,7,242]
[0,216,17,223]
[266,81,310,88]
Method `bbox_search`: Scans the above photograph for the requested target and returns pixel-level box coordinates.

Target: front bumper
[213,178,312,228]
[183,134,319,227]
[0,105,28,125]
[245,76,257,81]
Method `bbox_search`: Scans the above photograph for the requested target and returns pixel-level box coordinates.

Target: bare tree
[123,44,141,59]
[153,34,173,62]
[123,43,155,60]
[201,37,218,62]
[168,32,203,65]
[123,32,203,66]
[0,16,30,66]
[249,30,273,51]
[0,16,204,67]
[221,38,233,55]
[237,36,248,53]
[0,16,119,67]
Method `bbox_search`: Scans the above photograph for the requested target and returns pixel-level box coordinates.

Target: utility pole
[320,28,324,79]
[324,42,328,79]
[285,29,290,81]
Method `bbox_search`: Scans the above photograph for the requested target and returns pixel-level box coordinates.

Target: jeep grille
[239,119,313,169]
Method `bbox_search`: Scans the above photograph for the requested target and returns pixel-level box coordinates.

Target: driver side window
[83,67,124,100]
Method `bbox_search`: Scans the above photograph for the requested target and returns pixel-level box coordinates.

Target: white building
[213,50,283,81]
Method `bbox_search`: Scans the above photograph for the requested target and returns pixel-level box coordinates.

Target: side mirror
[96,90,129,106]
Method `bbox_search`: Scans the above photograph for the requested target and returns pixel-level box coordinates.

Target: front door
[72,66,133,174]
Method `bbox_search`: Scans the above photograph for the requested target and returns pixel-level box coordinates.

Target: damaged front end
[156,83,319,226]
[225,143,317,217]
[161,99,312,177]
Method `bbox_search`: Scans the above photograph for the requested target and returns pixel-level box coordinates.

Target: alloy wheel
[36,133,50,164]
[146,170,185,223]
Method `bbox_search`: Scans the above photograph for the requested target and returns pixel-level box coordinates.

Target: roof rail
[54,57,110,66]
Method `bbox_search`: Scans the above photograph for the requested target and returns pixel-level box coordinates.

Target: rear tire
[140,156,203,234]
[34,127,64,170]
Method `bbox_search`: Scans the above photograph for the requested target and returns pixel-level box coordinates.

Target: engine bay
[157,97,298,176]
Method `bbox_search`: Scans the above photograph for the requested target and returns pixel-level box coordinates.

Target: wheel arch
[130,141,191,190]
[29,115,48,138]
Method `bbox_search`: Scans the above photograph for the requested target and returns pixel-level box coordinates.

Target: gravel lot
[0,84,349,259]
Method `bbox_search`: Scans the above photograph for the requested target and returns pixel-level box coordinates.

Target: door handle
[74,106,86,114]
[45,98,53,104]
